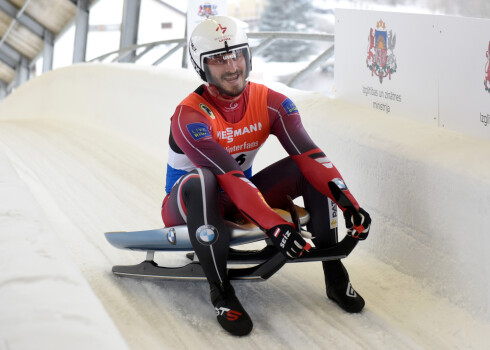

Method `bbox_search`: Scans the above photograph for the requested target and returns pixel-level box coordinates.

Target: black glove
[267,224,311,260]
[343,207,371,240]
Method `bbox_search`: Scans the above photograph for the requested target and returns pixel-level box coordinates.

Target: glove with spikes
[267,224,311,260]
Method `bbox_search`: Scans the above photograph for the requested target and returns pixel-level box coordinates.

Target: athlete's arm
[267,89,360,211]
[171,104,290,230]
[267,90,371,237]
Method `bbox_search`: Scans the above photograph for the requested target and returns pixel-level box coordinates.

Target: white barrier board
[187,0,228,35]
[335,9,439,125]
[438,16,490,139]
[335,9,490,140]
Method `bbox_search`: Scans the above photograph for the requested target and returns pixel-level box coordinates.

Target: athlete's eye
[205,50,244,65]
[206,56,225,65]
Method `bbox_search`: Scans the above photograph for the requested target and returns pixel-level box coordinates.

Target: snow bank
[0,63,489,346]
[297,95,490,321]
[0,63,201,160]
[0,145,129,349]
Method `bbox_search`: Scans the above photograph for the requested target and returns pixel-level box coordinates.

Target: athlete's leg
[302,175,365,313]
[250,157,338,243]
[163,169,229,283]
[251,157,364,312]
[161,168,253,335]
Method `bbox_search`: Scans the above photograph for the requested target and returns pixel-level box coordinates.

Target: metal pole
[119,0,141,63]
[152,42,186,66]
[287,45,335,87]
[15,57,29,87]
[0,81,7,101]
[73,0,89,63]
[43,30,54,72]
[181,15,188,68]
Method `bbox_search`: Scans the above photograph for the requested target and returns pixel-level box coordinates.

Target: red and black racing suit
[161,82,360,285]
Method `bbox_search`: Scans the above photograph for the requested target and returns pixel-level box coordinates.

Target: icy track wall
[0,143,130,349]
[1,63,489,324]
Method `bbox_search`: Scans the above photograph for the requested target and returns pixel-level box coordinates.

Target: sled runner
[105,195,360,281]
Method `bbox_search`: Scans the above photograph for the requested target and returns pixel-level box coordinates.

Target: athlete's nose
[224,58,239,71]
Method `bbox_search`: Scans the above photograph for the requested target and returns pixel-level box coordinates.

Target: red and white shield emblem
[376,47,387,67]
[367,20,397,84]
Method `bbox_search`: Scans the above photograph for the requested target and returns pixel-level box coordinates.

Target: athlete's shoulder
[179,84,206,105]
[172,104,213,126]
[266,88,299,116]
[248,81,267,89]
[174,86,217,120]
[171,105,213,144]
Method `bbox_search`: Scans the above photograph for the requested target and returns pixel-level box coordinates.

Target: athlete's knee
[197,167,218,185]
[180,168,218,199]
[180,171,201,195]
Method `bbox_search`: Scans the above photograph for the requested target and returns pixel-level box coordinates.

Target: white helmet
[189,16,251,82]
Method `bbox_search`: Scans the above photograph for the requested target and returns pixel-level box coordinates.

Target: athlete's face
[205,49,247,97]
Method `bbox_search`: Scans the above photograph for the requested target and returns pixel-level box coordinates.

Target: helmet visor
[202,45,251,83]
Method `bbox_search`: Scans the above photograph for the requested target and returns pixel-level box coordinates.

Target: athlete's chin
[219,79,246,97]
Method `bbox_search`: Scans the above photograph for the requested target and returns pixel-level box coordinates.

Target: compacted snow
[0,64,489,349]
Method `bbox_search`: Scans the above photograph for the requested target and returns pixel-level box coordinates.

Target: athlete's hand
[327,180,371,240]
[344,207,371,240]
[267,224,311,259]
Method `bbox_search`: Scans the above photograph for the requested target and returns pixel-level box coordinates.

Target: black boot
[323,260,365,313]
[210,281,253,336]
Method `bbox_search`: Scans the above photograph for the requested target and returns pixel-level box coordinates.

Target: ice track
[0,64,489,349]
